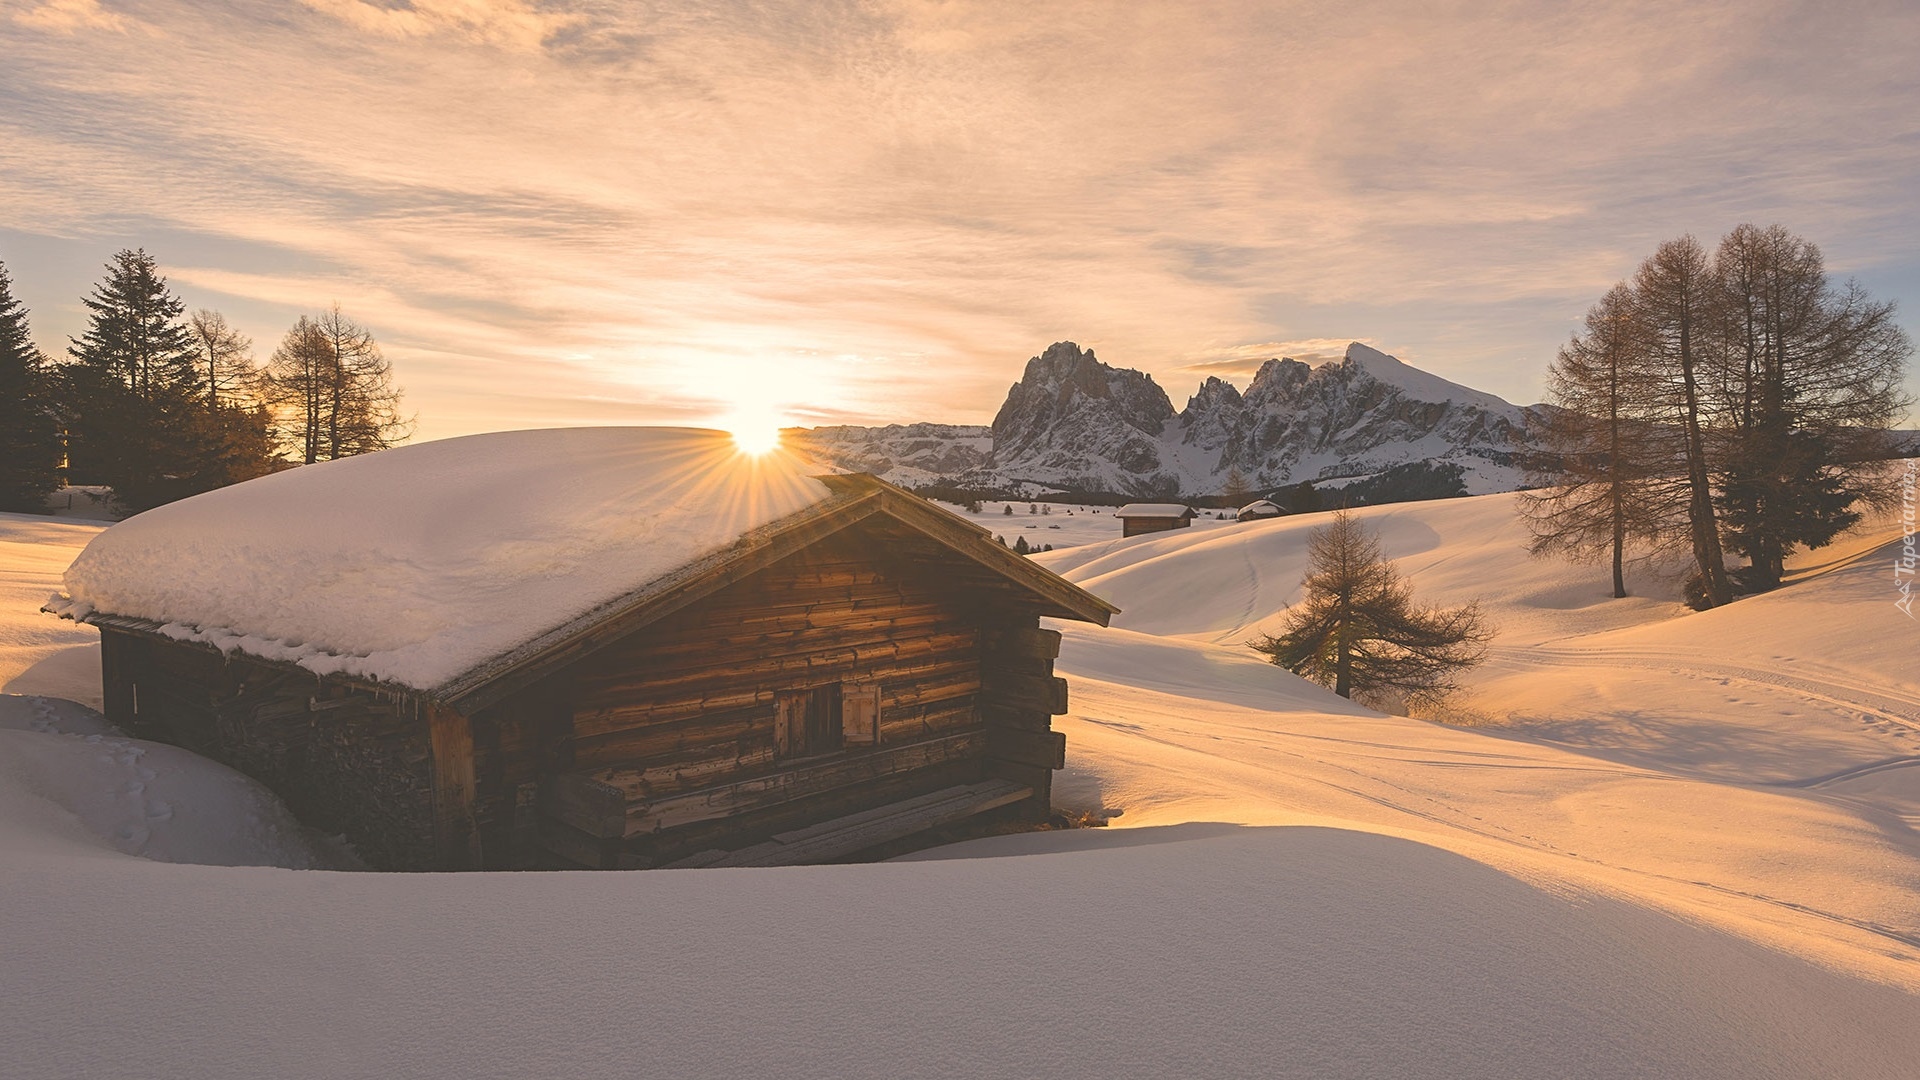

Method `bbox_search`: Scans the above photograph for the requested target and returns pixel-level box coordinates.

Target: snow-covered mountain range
[796,341,1540,497]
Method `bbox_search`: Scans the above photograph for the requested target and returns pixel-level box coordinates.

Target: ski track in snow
[1485,647,1920,748]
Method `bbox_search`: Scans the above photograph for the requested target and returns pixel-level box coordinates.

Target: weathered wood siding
[534,531,1007,867]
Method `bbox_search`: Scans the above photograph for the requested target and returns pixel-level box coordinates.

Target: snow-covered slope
[0,514,102,707]
[47,428,830,692]
[799,341,1537,497]
[7,489,1920,1078]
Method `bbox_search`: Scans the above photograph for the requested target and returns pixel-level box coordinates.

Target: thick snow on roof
[50,428,832,692]
[1113,503,1193,518]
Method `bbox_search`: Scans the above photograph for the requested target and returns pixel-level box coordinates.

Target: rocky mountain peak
[988,341,1179,492]
[1243,357,1313,408]
[805,339,1536,499]
[1181,375,1244,416]
[991,341,1175,441]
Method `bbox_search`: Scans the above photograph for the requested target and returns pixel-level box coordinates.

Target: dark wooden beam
[426,703,482,870]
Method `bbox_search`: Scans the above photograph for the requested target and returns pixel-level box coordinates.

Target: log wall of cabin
[526,528,1072,868]
[98,626,437,870]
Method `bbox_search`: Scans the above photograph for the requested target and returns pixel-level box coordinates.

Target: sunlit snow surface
[47,428,830,692]
[6,484,1920,1078]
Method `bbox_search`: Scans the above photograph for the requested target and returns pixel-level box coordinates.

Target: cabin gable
[521,518,1071,869]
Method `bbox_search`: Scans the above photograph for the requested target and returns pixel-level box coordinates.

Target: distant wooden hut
[53,431,1117,871]
[1236,499,1287,522]
[1114,503,1197,537]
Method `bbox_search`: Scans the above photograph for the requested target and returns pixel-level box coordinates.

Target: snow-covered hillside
[797,341,1537,497]
[5,492,1920,1078]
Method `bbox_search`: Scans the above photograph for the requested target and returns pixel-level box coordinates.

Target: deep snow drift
[6,479,1920,1078]
[45,428,830,691]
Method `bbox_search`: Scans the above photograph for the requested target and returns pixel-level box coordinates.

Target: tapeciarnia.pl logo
[1898,458,1918,619]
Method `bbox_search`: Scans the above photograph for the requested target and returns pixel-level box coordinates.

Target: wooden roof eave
[72,611,398,700]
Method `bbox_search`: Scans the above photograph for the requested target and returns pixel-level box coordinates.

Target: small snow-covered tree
[1251,511,1491,704]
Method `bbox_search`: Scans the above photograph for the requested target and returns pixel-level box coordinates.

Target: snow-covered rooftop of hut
[1113,504,1195,518]
[46,428,834,693]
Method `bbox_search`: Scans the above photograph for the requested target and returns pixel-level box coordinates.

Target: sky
[3,0,1918,442]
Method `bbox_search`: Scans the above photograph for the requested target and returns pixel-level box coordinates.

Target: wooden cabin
[73,465,1117,872]
[1114,503,1197,538]
[1236,499,1287,522]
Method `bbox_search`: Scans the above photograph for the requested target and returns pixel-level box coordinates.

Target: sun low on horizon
[4,0,1917,440]
[724,398,790,456]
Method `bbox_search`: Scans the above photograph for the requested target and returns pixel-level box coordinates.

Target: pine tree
[63,250,217,509]
[1251,511,1491,704]
[0,261,62,511]
[68,249,198,400]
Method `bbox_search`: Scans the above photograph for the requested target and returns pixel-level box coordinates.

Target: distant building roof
[1114,503,1196,519]
[1237,500,1286,520]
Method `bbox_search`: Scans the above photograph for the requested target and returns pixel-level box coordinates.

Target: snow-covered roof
[1237,500,1284,517]
[1114,503,1195,518]
[47,428,833,694]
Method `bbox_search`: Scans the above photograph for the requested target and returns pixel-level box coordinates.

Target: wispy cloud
[2,0,1916,437]
[298,0,574,51]
[8,0,127,33]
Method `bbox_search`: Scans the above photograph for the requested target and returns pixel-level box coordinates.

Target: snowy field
[5,488,1920,1078]
[932,498,1239,552]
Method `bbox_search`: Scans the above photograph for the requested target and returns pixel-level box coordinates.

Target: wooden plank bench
[664,779,1032,868]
